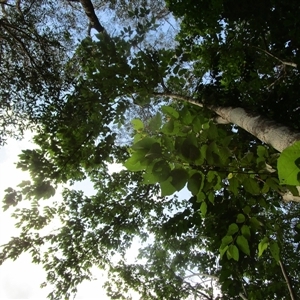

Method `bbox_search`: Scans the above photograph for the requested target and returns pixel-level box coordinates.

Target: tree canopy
[1,1,300,299]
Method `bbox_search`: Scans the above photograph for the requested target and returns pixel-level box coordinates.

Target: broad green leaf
[236,213,245,223]
[181,138,200,161]
[278,141,300,185]
[160,178,177,196]
[131,118,144,131]
[227,245,239,261]
[170,168,188,191]
[270,241,280,262]
[148,113,162,132]
[241,225,251,240]
[221,235,233,245]
[236,235,250,255]
[219,245,228,258]
[197,191,206,201]
[242,206,251,215]
[132,137,156,151]
[187,172,204,195]
[200,201,207,217]
[143,172,158,184]
[161,119,174,134]
[124,159,145,171]
[243,178,260,195]
[261,182,269,194]
[228,177,239,196]
[266,177,280,191]
[161,105,179,119]
[207,123,218,139]
[257,145,267,158]
[200,144,207,160]
[250,217,262,230]
[181,108,193,125]
[152,160,171,182]
[208,192,214,204]
[258,237,269,257]
[145,143,162,160]
[207,170,216,183]
[227,223,239,235]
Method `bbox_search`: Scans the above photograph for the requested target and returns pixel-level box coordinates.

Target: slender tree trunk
[78,0,105,33]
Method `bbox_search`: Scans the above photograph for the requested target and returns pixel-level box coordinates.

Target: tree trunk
[212,106,300,153]
[78,0,105,33]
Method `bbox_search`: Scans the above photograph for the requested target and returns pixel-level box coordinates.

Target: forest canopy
[1,1,300,299]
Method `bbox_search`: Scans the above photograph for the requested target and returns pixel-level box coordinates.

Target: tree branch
[239,293,248,300]
[78,0,105,33]
[279,260,296,300]
[255,46,297,68]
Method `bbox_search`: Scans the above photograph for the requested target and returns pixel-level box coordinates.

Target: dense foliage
[1,1,300,299]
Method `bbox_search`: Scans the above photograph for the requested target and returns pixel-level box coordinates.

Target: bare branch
[255,46,297,68]
[279,260,296,300]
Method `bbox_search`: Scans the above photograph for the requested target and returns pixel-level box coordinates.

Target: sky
[0,4,181,298]
[0,133,140,299]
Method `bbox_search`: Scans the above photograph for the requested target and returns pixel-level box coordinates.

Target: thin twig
[254,46,297,68]
[279,260,296,300]
[239,293,248,300]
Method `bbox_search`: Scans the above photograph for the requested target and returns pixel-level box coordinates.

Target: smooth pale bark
[212,106,300,153]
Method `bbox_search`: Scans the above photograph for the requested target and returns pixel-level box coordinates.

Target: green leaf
[181,107,193,125]
[278,141,300,185]
[236,235,250,255]
[243,178,260,195]
[228,177,239,196]
[197,191,206,201]
[236,213,245,223]
[143,172,158,184]
[258,237,269,257]
[257,145,267,158]
[241,225,251,240]
[132,137,156,151]
[227,223,239,235]
[131,119,144,131]
[152,160,171,182]
[148,113,162,132]
[250,217,262,230]
[187,172,204,195]
[208,192,214,204]
[219,245,228,258]
[270,241,280,262]
[181,136,200,161]
[170,168,188,191]
[200,201,207,217]
[124,159,145,171]
[145,143,162,160]
[160,178,177,196]
[161,119,174,134]
[161,105,179,119]
[227,245,239,261]
[221,235,233,246]
[242,205,251,215]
